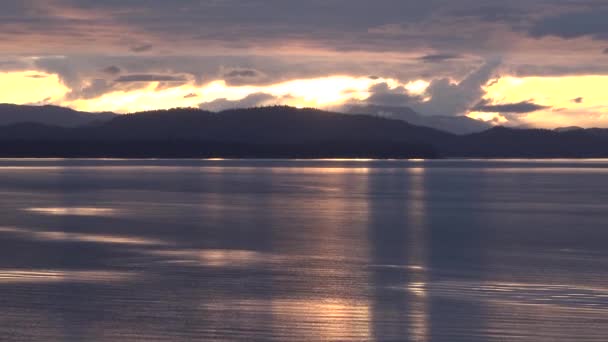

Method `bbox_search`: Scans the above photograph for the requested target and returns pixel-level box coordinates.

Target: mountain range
[1,104,607,158]
[0,104,117,127]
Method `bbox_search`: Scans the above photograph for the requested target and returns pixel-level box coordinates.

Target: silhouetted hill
[448,126,608,157]
[2,105,608,158]
[347,104,491,134]
[554,126,584,133]
[89,106,453,143]
[0,106,448,158]
[0,104,116,127]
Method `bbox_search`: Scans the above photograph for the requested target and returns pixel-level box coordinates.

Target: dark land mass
[1,105,608,158]
[0,104,117,127]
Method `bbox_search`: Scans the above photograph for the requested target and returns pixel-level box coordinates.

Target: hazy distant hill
[347,104,491,134]
[0,104,116,127]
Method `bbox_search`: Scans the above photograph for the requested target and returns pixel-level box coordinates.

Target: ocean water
[0,159,607,341]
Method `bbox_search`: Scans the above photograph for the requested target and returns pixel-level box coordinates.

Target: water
[1,158,607,341]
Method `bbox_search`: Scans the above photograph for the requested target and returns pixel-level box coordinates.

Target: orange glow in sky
[2,69,608,128]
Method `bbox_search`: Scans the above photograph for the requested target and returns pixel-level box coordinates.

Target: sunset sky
[2,0,608,128]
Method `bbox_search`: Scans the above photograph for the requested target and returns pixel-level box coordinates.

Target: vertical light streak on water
[407,166,430,342]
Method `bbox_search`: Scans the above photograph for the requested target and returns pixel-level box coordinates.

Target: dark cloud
[27,97,53,106]
[529,9,608,40]
[131,44,153,53]
[77,79,113,100]
[199,93,288,112]
[184,93,198,99]
[222,68,269,86]
[224,69,260,78]
[115,74,188,83]
[604,48,608,54]
[472,99,550,113]
[418,53,461,63]
[102,66,121,75]
[26,74,47,79]
[572,97,584,103]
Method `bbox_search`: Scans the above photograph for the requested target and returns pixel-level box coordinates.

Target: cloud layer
[0,0,608,127]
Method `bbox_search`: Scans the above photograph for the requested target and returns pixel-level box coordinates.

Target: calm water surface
[1,159,607,341]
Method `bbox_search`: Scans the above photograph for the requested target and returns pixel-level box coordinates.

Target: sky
[1,0,608,128]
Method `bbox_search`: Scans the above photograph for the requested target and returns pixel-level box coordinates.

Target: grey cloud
[26,74,47,79]
[74,79,113,100]
[224,69,260,78]
[222,68,269,86]
[418,53,461,63]
[604,48,608,54]
[131,44,153,53]
[572,97,584,103]
[102,66,121,75]
[360,59,502,117]
[365,83,421,107]
[115,74,188,83]
[199,93,287,112]
[529,9,608,40]
[413,58,502,116]
[472,99,550,113]
[184,93,198,99]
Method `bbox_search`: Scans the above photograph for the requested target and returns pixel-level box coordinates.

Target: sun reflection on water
[24,207,119,217]
[0,270,138,284]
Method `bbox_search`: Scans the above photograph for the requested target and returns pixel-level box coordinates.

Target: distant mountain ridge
[346,104,491,134]
[1,105,608,158]
[0,104,117,127]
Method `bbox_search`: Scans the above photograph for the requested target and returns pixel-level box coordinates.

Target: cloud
[224,69,260,78]
[77,79,113,100]
[418,53,461,63]
[356,59,502,117]
[529,9,608,40]
[27,97,53,106]
[222,68,269,85]
[115,74,188,83]
[364,83,420,107]
[199,93,286,112]
[604,48,608,54]
[472,99,550,113]
[358,59,502,116]
[131,44,153,53]
[572,97,584,103]
[102,66,121,75]
[26,74,47,79]
[414,58,502,116]
[184,93,198,99]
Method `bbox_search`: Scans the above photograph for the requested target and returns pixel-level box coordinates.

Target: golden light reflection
[0,269,137,284]
[406,165,430,341]
[147,249,274,268]
[0,226,165,246]
[25,207,118,216]
[271,299,371,340]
